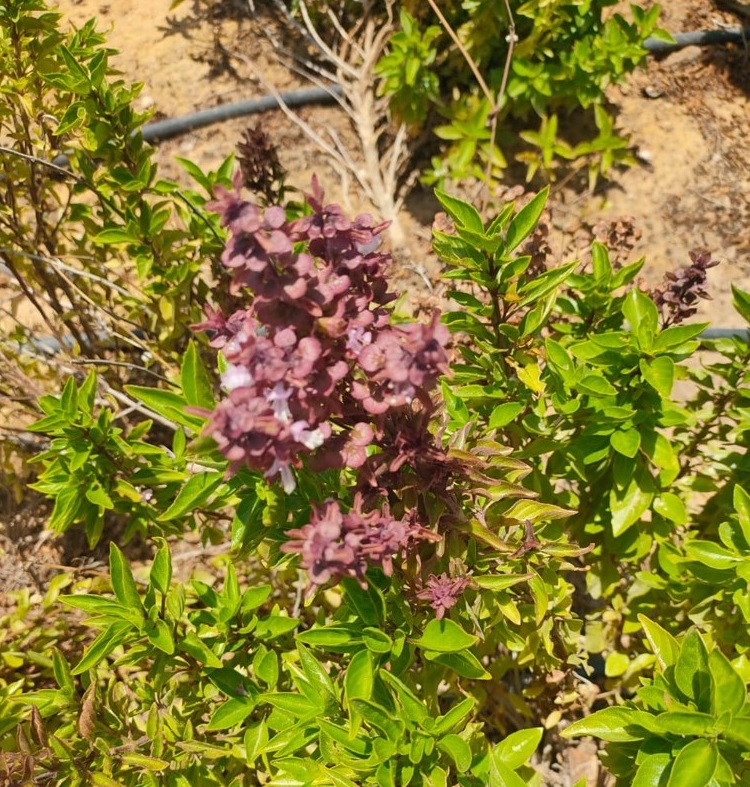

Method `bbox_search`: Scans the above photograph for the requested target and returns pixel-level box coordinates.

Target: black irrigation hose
[140,85,344,143]
[50,85,343,168]
[644,27,750,54]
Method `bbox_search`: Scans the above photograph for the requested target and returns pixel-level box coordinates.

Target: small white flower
[291,421,326,450]
[221,363,253,391]
[266,382,293,423]
[266,458,296,493]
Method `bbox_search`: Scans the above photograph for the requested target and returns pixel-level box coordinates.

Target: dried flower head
[652,250,719,327]
[237,124,286,204]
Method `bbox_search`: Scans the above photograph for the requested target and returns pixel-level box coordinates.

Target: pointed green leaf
[109,543,143,614]
[639,615,680,670]
[505,187,549,253]
[181,340,216,408]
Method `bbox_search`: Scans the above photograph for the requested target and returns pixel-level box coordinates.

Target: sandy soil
[50,0,750,329]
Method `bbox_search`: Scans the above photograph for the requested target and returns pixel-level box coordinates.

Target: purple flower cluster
[195,174,450,494]
[281,497,440,596]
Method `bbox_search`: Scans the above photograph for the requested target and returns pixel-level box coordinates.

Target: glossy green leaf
[505,187,549,252]
[412,619,477,652]
[665,739,717,787]
[561,706,648,742]
[611,428,641,458]
[181,340,215,409]
[623,288,659,349]
[72,622,131,675]
[434,190,484,233]
[146,619,174,654]
[436,734,472,773]
[674,630,710,709]
[422,649,490,680]
[610,459,654,537]
[632,752,672,787]
[109,542,143,614]
[731,284,750,324]
[157,471,224,521]
[639,615,680,670]
[206,696,257,730]
[708,648,747,717]
[640,357,674,398]
[149,538,172,595]
[492,727,543,769]
[653,711,715,736]
[489,402,525,429]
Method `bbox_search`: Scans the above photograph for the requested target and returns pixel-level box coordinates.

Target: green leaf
[253,647,279,687]
[344,650,373,705]
[561,706,648,742]
[683,541,741,571]
[296,627,361,647]
[245,721,269,764]
[653,493,688,525]
[611,428,641,458]
[431,698,475,736]
[605,652,630,678]
[591,242,612,282]
[149,538,172,595]
[474,574,532,592]
[120,753,169,771]
[623,288,659,349]
[653,711,715,736]
[505,187,549,253]
[577,374,617,397]
[436,734,472,773]
[124,385,204,431]
[708,649,747,717]
[109,543,143,614]
[72,622,132,675]
[640,357,674,398]
[610,459,654,537]
[666,739,717,787]
[639,615,680,670]
[674,630,710,709]
[157,471,225,521]
[489,402,525,429]
[517,261,576,308]
[653,323,709,352]
[146,619,175,654]
[179,632,223,668]
[350,699,404,740]
[297,644,337,704]
[733,485,750,545]
[632,752,672,787]
[412,619,477,652]
[731,284,750,324]
[422,649,490,680]
[492,727,543,769]
[181,340,215,408]
[92,227,135,244]
[262,692,321,718]
[434,190,484,233]
[206,697,257,731]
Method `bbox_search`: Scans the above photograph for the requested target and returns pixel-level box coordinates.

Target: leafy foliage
[377,2,670,185]
[3,2,750,786]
